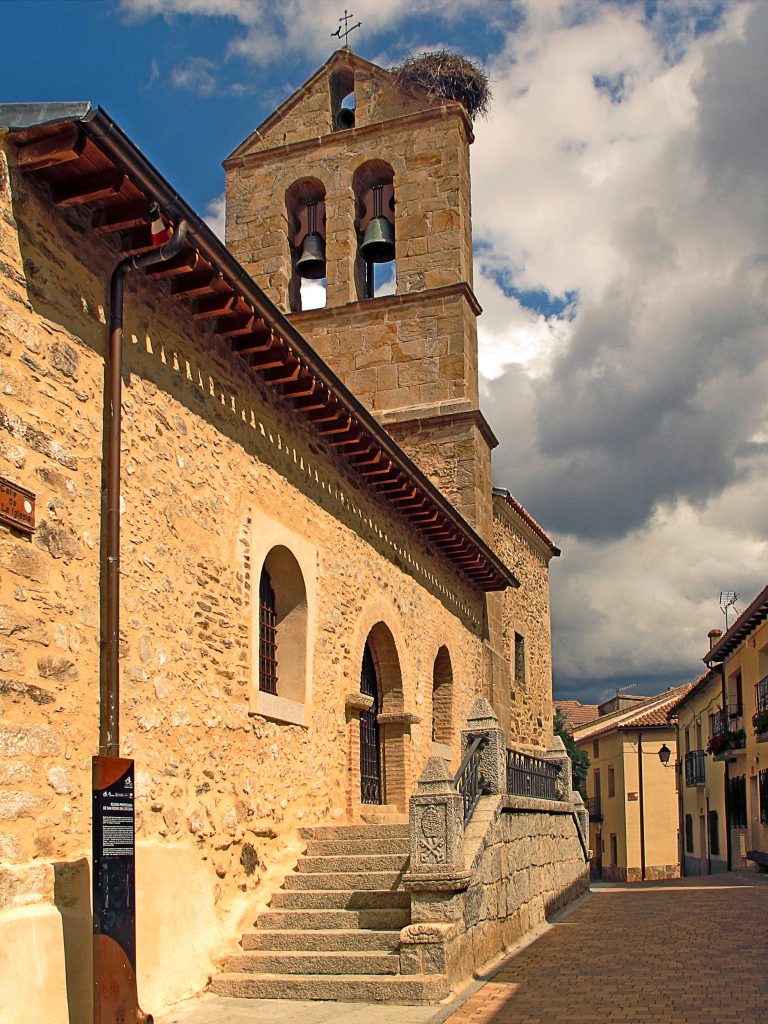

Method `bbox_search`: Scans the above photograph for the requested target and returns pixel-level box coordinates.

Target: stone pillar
[541,734,572,801]
[571,789,590,853]
[407,757,465,880]
[460,698,507,796]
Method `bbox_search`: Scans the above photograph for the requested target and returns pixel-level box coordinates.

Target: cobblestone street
[443,874,768,1024]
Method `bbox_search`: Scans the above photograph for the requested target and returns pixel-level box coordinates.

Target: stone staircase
[210,823,449,1003]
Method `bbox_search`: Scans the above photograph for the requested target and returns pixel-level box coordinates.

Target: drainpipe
[714,663,732,871]
[676,728,685,877]
[638,731,646,881]
[100,220,188,756]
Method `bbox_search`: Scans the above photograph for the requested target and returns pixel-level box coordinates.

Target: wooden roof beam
[93,200,148,234]
[170,270,218,298]
[16,126,85,170]
[144,250,198,278]
[52,169,124,206]
[191,293,236,320]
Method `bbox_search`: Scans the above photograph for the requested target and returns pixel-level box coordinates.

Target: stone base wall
[402,796,589,987]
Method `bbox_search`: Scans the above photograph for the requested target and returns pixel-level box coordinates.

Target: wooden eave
[3,105,517,594]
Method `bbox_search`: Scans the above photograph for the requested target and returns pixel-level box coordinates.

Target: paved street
[446,873,768,1024]
[159,873,768,1024]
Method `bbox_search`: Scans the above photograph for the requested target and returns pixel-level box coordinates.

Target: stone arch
[352,159,396,300]
[431,645,454,748]
[258,544,308,705]
[285,176,327,312]
[330,67,355,131]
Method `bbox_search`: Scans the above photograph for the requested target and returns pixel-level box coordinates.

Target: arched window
[285,178,327,313]
[330,68,355,131]
[255,545,308,716]
[431,646,453,747]
[353,160,395,301]
[258,568,278,694]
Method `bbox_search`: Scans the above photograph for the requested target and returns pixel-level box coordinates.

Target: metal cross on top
[331,9,361,49]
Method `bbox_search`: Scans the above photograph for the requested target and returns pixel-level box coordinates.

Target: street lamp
[658,743,672,767]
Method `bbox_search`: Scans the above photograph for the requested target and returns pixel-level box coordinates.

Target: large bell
[360,216,395,264]
[336,107,355,130]
[295,232,326,280]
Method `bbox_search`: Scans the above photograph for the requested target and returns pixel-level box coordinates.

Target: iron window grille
[685,814,694,853]
[728,774,748,829]
[684,749,706,787]
[258,568,278,695]
[756,675,768,714]
[514,632,526,685]
[708,810,720,856]
[710,705,744,738]
[760,768,768,827]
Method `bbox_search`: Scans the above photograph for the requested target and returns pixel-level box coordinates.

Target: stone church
[0,50,586,1022]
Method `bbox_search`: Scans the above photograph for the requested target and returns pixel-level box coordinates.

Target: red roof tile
[555,700,601,728]
[573,683,694,741]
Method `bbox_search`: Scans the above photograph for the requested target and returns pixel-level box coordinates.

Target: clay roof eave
[1,103,518,594]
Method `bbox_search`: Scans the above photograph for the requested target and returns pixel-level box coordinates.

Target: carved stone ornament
[418,804,447,864]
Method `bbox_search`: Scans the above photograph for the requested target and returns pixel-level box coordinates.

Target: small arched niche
[285,177,327,313]
[431,646,454,750]
[256,545,308,719]
[330,68,356,131]
[353,160,396,301]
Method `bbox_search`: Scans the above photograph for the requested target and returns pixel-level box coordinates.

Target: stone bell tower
[224,49,495,542]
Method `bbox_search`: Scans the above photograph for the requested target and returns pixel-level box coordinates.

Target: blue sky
[2,0,766,702]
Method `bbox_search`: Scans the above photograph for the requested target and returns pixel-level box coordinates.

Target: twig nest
[391,50,492,121]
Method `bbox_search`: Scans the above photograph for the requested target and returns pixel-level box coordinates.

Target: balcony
[708,706,746,759]
[684,749,706,787]
[585,795,602,821]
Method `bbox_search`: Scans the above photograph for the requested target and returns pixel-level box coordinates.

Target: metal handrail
[453,734,489,826]
[506,749,560,801]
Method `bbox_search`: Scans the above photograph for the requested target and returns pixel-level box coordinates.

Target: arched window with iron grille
[259,567,278,694]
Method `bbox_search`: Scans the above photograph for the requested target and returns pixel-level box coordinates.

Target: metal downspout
[100,222,188,756]
[638,731,646,881]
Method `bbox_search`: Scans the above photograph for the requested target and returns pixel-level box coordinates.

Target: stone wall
[0,143,492,1019]
[492,498,556,749]
[403,795,589,986]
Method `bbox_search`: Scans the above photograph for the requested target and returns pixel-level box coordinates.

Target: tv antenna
[599,682,637,700]
[332,10,361,50]
[720,591,739,629]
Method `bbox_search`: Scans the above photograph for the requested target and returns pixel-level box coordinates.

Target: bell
[295,232,326,280]
[360,217,395,264]
[336,107,355,130]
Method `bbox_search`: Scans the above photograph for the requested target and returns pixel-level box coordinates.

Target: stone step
[210,972,450,1004]
[270,889,410,911]
[305,837,410,856]
[284,870,403,891]
[300,824,409,841]
[241,929,402,952]
[255,908,410,931]
[298,854,408,874]
[224,951,401,976]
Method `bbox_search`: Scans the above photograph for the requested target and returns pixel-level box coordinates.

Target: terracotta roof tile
[555,700,601,728]
[573,683,694,741]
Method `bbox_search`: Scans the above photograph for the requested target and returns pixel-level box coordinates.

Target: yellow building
[574,686,691,881]
[673,667,729,875]
[704,585,768,873]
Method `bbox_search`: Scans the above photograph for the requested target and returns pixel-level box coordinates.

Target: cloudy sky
[2,0,766,702]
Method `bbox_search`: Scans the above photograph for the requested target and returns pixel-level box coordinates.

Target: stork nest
[391,50,491,121]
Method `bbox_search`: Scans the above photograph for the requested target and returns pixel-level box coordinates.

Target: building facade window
[728,774,748,829]
[608,765,615,798]
[514,632,526,685]
[592,739,599,758]
[685,814,694,853]
[708,810,720,856]
[610,834,618,865]
[259,568,278,694]
[760,768,768,827]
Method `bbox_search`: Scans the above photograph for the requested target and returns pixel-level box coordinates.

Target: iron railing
[585,795,602,821]
[506,750,559,801]
[453,735,489,826]
[756,675,768,715]
[684,749,706,787]
[710,706,745,741]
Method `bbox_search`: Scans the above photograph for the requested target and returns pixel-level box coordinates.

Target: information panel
[92,755,142,1024]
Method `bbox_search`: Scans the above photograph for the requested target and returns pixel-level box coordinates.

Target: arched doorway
[359,641,382,804]
[357,622,405,809]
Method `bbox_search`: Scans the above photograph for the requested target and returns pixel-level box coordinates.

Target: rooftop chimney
[708,628,723,650]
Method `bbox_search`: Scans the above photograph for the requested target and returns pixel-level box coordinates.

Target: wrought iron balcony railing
[585,795,602,821]
[710,706,744,740]
[756,675,768,715]
[684,749,706,787]
[506,750,559,802]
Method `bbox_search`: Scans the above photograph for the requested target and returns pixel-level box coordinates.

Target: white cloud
[204,193,226,240]
[171,56,218,96]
